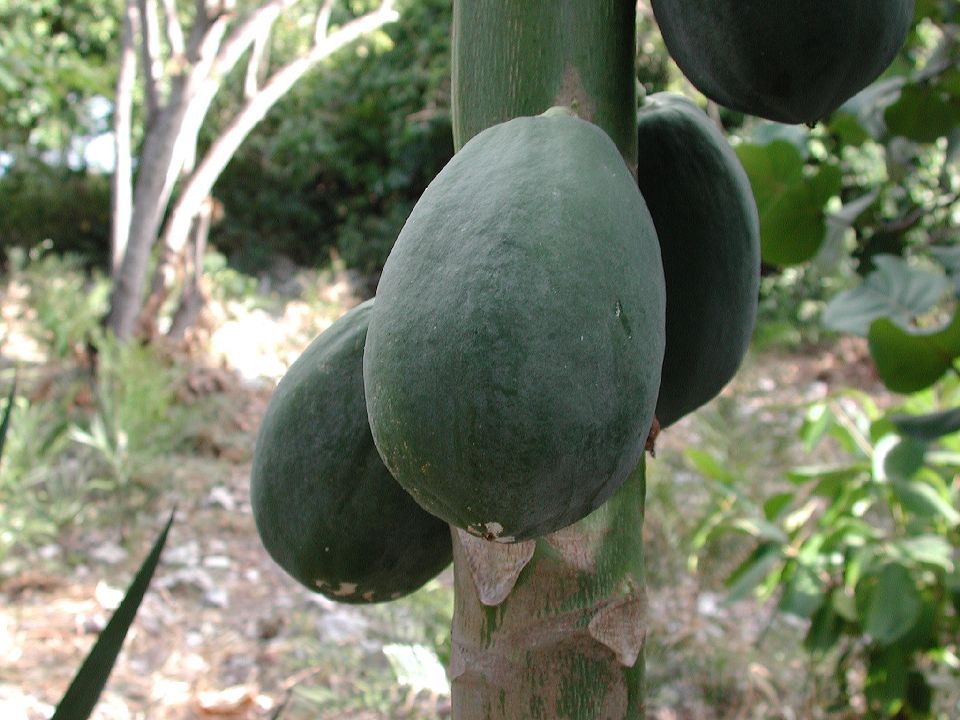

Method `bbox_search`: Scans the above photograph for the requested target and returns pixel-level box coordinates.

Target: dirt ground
[0,276,883,720]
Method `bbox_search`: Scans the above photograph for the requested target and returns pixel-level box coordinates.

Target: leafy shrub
[8,242,110,358]
[0,253,185,562]
[0,165,111,267]
[71,330,185,488]
[0,386,81,561]
[694,385,960,718]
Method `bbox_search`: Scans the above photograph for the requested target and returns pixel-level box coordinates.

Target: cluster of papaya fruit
[250,1,912,604]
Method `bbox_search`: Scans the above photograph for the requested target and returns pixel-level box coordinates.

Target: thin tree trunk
[167,196,213,340]
[137,0,164,126]
[110,0,139,278]
[449,1,644,716]
[105,74,196,339]
[106,8,233,340]
[135,0,397,337]
[107,0,399,342]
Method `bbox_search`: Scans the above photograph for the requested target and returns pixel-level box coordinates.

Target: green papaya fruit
[250,300,452,603]
[636,94,760,428]
[364,111,665,543]
[650,0,914,124]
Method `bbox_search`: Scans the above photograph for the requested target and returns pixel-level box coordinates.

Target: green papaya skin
[650,0,914,124]
[250,300,452,603]
[364,112,665,543]
[637,93,760,428]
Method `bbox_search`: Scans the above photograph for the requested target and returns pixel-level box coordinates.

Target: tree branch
[161,0,185,59]
[213,0,301,78]
[244,22,272,98]
[314,0,336,46]
[159,0,399,256]
[111,0,140,279]
[137,0,164,122]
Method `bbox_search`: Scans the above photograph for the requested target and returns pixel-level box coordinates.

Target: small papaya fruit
[650,0,914,124]
[637,93,760,428]
[364,110,665,543]
[250,300,452,603]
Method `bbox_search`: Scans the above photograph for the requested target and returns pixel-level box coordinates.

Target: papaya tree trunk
[449,1,646,717]
[451,0,637,170]
[450,462,647,719]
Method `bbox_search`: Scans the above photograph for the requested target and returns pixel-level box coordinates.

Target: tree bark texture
[451,462,647,719]
[449,1,645,717]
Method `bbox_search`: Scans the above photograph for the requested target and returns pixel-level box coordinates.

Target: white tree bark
[110,0,139,277]
[109,0,401,340]
[136,0,397,338]
[106,6,232,339]
[137,0,164,125]
[160,0,398,263]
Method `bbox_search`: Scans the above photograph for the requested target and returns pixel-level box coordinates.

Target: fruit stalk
[449,1,647,716]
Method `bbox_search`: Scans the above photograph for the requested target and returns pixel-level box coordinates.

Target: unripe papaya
[637,93,760,428]
[650,0,914,124]
[250,300,452,603]
[364,111,665,543]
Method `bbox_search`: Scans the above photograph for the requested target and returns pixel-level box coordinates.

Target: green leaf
[51,510,175,720]
[822,255,952,336]
[861,563,922,645]
[736,141,842,266]
[890,535,955,572]
[828,110,871,146]
[868,310,960,393]
[872,434,925,482]
[885,83,960,143]
[730,517,789,543]
[891,479,960,526]
[890,408,960,441]
[865,645,910,715]
[763,168,843,266]
[820,518,880,552]
[800,402,833,451]
[804,602,843,654]
[762,491,795,522]
[685,448,735,484]
[831,587,859,622]
[786,464,864,486]
[725,542,783,603]
[0,375,17,462]
[779,563,826,618]
[905,671,933,717]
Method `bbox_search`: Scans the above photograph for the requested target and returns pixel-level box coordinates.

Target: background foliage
[0,0,958,717]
